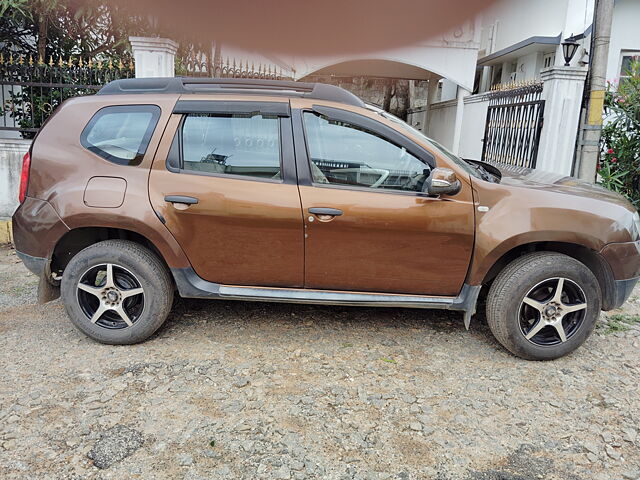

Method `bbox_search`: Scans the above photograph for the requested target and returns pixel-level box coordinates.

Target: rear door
[291,100,475,296]
[149,98,304,287]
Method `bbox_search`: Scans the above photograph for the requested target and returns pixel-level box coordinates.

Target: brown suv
[12,77,640,360]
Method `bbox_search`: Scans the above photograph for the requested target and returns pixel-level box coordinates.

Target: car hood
[496,165,635,212]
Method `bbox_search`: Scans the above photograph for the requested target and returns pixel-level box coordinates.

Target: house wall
[426,100,458,151]
[480,0,570,53]
[606,0,640,82]
[517,52,545,81]
[478,0,594,90]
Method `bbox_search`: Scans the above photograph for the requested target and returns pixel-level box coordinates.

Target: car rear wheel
[486,252,601,360]
[61,240,173,344]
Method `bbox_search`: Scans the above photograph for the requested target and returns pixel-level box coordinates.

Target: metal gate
[481,82,545,169]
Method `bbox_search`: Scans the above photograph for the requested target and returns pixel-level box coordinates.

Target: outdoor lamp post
[561,36,580,66]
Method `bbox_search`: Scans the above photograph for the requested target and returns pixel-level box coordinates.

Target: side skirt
[171,268,482,329]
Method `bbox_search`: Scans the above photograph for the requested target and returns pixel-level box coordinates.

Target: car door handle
[309,207,343,216]
[165,195,199,205]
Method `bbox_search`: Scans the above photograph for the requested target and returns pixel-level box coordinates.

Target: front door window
[303,111,431,192]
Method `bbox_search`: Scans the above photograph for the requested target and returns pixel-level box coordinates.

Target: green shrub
[600,60,640,206]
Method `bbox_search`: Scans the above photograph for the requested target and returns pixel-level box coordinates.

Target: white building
[416,0,639,175]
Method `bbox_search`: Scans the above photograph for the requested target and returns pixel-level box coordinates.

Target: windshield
[365,104,483,180]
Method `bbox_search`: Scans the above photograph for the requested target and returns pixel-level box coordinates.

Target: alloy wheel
[76,263,145,329]
[518,277,587,346]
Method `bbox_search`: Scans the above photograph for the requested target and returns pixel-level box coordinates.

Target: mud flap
[37,272,60,304]
[458,284,482,330]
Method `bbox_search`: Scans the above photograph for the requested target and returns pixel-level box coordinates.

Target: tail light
[18,151,31,203]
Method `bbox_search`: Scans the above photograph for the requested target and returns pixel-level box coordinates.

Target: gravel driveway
[0,245,639,479]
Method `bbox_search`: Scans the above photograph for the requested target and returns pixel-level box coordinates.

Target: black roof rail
[97,77,366,108]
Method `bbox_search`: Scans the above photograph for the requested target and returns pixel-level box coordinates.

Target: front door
[149,100,304,287]
[293,104,474,296]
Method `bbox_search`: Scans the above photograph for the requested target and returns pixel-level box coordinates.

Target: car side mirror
[424,167,462,196]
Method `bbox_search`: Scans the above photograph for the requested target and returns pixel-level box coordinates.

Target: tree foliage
[600,60,640,207]
[0,0,153,60]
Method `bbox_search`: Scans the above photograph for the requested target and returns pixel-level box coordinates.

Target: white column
[536,66,588,175]
[129,37,179,78]
[0,139,31,218]
[452,86,471,155]
[419,78,440,135]
[479,66,492,92]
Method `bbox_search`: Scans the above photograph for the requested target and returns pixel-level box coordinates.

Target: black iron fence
[177,50,289,80]
[481,81,545,169]
[0,53,134,137]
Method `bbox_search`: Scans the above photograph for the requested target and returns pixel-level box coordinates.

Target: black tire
[61,240,174,345]
[486,252,601,360]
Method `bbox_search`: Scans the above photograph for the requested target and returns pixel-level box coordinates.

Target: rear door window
[179,113,282,180]
[81,105,160,166]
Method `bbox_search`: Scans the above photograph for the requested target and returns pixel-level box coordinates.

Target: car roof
[97,77,366,108]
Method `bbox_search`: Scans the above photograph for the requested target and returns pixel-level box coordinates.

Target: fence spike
[38,55,44,65]
[108,58,113,69]
[78,57,84,67]
[28,55,33,66]
[97,59,103,70]
[129,60,134,71]
[68,56,74,67]
[58,57,64,67]
[18,54,24,65]
[49,55,54,67]
[118,59,124,70]
[8,53,13,65]
[0,53,4,65]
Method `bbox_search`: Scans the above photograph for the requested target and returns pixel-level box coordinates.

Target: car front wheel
[486,252,601,360]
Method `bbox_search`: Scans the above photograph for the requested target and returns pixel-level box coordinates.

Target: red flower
[607,148,614,154]
[611,157,618,163]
